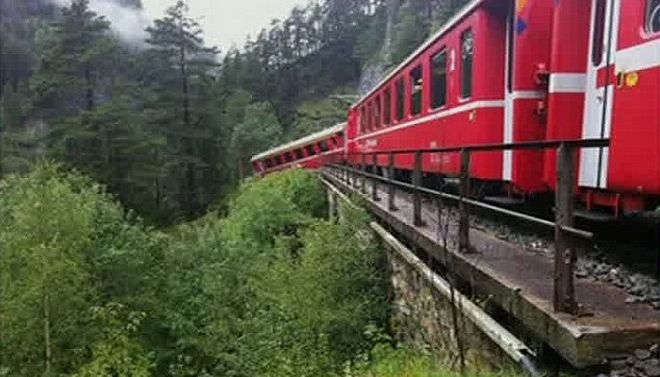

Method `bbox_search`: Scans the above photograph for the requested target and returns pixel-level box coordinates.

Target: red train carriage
[345,0,659,215]
[543,0,660,216]
[251,123,345,175]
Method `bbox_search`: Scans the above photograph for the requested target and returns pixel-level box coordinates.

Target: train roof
[251,123,346,162]
[351,0,483,109]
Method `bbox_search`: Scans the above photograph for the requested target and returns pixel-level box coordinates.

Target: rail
[321,138,610,314]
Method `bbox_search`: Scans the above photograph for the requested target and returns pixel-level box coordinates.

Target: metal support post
[328,190,337,221]
[413,151,424,227]
[361,154,367,194]
[388,153,397,211]
[372,154,380,201]
[554,143,578,314]
[459,149,471,253]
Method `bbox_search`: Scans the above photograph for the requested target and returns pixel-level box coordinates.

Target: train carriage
[543,0,660,215]
[251,123,345,175]
[347,0,556,194]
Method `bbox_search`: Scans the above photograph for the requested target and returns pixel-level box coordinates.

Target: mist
[50,0,150,46]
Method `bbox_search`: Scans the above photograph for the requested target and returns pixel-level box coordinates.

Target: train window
[305,145,315,156]
[591,0,606,66]
[461,29,474,98]
[319,140,330,152]
[274,156,282,165]
[396,78,405,121]
[383,88,391,125]
[264,159,271,168]
[294,149,303,160]
[374,95,381,128]
[410,66,423,116]
[431,50,447,109]
[367,102,373,130]
[360,106,366,132]
[648,0,660,33]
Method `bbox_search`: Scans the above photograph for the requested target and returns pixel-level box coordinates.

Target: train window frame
[305,144,315,156]
[591,0,606,66]
[396,77,405,121]
[365,100,373,132]
[374,94,381,128]
[383,87,392,126]
[410,65,423,116]
[431,48,448,109]
[460,28,474,99]
[647,0,660,34]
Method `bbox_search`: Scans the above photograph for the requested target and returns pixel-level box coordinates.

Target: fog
[49,0,150,46]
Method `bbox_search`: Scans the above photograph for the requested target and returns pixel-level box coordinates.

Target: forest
[0,0,489,375]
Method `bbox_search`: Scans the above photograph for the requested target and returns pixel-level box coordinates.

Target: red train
[251,123,345,174]
[252,0,660,217]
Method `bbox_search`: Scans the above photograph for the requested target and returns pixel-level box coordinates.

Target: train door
[580,0,620,189]
[605,0,660,198]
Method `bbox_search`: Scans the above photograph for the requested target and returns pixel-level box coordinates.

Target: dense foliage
[0,165,389,376]
[1,0,468,223]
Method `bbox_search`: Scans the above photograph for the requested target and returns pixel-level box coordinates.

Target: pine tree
[145,0,220,218]
[31,0,117,117]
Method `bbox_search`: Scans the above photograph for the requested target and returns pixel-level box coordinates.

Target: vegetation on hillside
[0,165,386,376]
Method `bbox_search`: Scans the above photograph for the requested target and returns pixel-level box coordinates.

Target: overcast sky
[141,0,309,51]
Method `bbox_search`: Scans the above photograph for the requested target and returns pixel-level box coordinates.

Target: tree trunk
[84,61,94,111]
[179,15,197,216]
[42,264,52,375]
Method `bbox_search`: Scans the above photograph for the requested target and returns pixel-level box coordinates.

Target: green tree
[0,84,22,130]
[145,0,220,218]
[73,304,153,377]
[230,102,283,180]
[31,0,117,117]
[0,163,98,375]
[391,6,429,64]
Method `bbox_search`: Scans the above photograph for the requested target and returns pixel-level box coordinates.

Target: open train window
[431,49,447,109]
[648,0,660,33]
[264,159,272,168]
[374,95,381,128]
[319,140,330,152]
[294,149,303,160]
[305,145,315,156]
[383,87,391,125]
[396,78,405,121]
[461,29,474,98]
[274,156,282,165]
[410,65,423,116]
[591,0,606,66]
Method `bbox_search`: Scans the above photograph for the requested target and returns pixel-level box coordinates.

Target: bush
[352,343,512,377]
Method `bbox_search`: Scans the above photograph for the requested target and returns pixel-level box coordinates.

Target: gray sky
[141,0,309,50]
